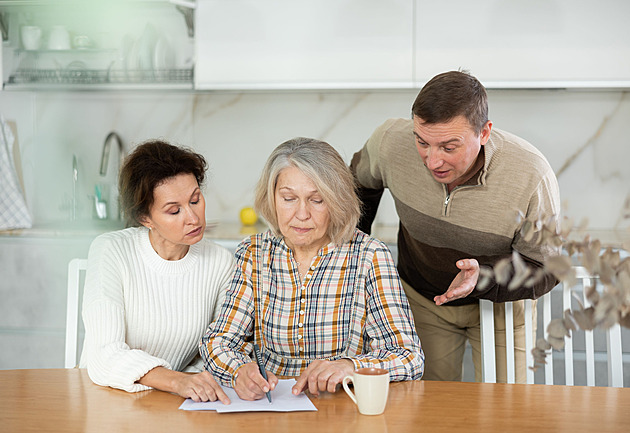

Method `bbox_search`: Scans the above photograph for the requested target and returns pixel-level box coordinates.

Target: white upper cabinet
[413,0,630,89]
[194,0,414,90]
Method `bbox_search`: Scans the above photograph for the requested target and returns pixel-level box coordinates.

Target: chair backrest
[65,258,88,368]
[480,266,624,387]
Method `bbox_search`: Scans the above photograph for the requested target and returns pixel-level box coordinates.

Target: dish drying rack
[9,68,193,85]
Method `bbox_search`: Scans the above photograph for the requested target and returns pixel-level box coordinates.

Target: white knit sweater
[79,227,235,393]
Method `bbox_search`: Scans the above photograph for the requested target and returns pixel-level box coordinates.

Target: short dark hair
[411,70,488,134]
[118,139,207,226]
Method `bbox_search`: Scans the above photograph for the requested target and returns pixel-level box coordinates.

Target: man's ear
[480,120,493,146]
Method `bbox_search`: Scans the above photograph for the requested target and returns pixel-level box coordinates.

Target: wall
[0,87,629,371]
[1,88,629,233]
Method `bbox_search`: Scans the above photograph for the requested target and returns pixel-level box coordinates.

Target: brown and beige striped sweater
[351,118,561,305]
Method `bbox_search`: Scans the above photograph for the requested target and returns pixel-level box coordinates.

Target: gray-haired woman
[200,137,424,401]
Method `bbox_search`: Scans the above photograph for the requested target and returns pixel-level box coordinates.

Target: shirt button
[301,286,306,291]
[298,335,303,340]
[298,323,303,328]
[298,347,303,352]
[300,298,305,303]
[300,310,304,315]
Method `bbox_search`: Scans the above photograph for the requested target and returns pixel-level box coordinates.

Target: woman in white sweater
[79,140,234,403]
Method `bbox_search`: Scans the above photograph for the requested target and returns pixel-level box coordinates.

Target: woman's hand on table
[292,359,355,396]
[233,362,278,401]
[138,367,230,404]
[173,371,231,404]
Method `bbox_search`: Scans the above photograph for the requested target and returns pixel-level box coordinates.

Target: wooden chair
[64,258,88,368]
[480,266,624,386]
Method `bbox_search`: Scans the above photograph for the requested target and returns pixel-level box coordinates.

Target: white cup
[48,25,71,50]
[73,35,91,49]
[21,26,42,50]
[342,367,390,415]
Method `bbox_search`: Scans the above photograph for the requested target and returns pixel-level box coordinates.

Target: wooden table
[1,369,629,432]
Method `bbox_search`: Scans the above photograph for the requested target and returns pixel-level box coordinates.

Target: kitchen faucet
[98,132,124,220]
[99,131,124,176]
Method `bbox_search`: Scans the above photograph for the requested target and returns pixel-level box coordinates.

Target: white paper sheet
[178,379,317,413]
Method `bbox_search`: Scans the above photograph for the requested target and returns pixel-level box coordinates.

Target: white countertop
[0,220,265,240]
[1,221,627,251]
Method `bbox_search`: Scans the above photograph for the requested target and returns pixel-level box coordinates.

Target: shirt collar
[270,234,337,257]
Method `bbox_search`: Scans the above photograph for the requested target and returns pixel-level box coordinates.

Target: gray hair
[254,137,360,245]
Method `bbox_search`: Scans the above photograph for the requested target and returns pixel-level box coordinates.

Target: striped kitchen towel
[0,115,32,230]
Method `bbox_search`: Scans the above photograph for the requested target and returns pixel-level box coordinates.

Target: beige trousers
[402,279,536,383]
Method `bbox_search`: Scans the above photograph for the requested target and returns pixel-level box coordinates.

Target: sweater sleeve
[350,243,424,380]
[350,123,392,235]
[472,169,562,302]
[199,238,257,387]
[81,234,170,393]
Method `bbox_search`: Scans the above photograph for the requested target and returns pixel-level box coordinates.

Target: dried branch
[484,200,630,372]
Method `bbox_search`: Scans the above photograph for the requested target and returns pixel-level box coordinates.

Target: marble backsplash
[1,87,629,372]
[0,88,629,241]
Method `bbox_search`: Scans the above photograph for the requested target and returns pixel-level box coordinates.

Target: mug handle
[342,375,357,405]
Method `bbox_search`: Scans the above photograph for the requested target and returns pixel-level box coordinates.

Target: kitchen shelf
[191,81,630,93]
[5,68,193,90]
[0,0,179,5]
[15,47,118,53]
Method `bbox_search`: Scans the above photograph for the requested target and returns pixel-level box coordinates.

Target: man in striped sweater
[350,70,561,383]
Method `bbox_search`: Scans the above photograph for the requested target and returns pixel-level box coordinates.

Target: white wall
[1,88,629,234]
[1,87,629,371]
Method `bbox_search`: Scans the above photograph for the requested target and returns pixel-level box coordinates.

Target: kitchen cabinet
[3,1,628,92]
[0,0,194,90]
[413,0,630,89]
[194,0,629,91]
[0,234,93,369]
[194,0,415,90]
[0,227,240,370]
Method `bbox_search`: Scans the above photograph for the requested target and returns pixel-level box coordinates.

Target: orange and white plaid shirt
[200,229,424,386]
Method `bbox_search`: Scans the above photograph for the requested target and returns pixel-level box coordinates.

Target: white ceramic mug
[48,25,71,50]
[21,26,42,50]
[342,367,390,415]
[73,35,91,49]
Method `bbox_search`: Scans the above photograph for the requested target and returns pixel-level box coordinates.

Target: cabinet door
[413,0,630,88]
[195,0,414,90]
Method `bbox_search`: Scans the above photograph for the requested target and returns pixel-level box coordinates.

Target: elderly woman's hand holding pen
[233,362,278,401]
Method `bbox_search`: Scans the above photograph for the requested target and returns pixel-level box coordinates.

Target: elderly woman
[80,140,233,403]
[200,137,423,401]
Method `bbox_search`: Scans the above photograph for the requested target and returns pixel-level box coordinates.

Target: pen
[253,343,272,403]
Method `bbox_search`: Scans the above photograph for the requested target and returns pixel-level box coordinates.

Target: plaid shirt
[200,229,424,386]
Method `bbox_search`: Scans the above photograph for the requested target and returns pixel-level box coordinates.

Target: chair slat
[562,282,574,386]
[543,292,554,385]
[505,302,515,384]
[524,299,535,384]
[64,258,88,369]
[607,324,624,387]
[582,275,596,386]
[480,299,496,383]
